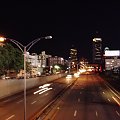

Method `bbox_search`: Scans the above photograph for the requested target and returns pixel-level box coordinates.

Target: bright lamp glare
[54,65,60,69]
[45,36,52,39]
[0,37,5,42]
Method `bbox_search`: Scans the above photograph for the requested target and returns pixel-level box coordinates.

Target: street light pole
[24,46,27,120]
[0,36,52,120]
[68,57,71,74]
[77,64,78,72]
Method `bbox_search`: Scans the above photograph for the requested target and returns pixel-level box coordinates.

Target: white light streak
[39,83,51,89]
[74,110,77,117]
[17,100,23,104]
[39,88,52,95]
[5,115,15,120]
[34,83,53,95]
[103,91,105,94]
[112,96,120,106]
[31,101,37,104]
[116,111,120,117]
[78,98,80,102]
[34,88,48,94]
[96,111,98,117]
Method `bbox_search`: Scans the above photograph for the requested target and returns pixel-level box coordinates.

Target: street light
[0,35,52,120]
[0,37,5,42]
[68,57,71,74]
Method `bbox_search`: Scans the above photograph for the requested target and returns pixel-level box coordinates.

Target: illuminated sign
[105,50,120,56]
[93,38,102,42]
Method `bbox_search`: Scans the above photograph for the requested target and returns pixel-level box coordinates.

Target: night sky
[0,1,120,61]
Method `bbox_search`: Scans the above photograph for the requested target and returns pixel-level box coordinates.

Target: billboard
[105,50,120,57]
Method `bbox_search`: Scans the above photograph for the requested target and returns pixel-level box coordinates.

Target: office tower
[70,47,78,69]
[92,38,102,64]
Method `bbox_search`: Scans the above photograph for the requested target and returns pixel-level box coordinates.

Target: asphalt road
[0,77,76,120]
[43,74,120,120]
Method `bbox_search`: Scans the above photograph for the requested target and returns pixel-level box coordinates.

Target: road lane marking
[107,99,111,102]
[68,91,70,94]
[116,111,120,117]
[96,111,98,117]
[3,99,11,103]
[74,110,77,117]
[31,101,37,104]
[3,97,19,103]
[5,115,15,120]
[112,96,120,106]
[47,106,60,120]
[78,98,80,102]
[99,87,102,90]
[45,93,49,96]
[110,89,120,99]
[16,100,23,104]
[102,92,105,94]
[105,83,120,99]
[80,92,82,94]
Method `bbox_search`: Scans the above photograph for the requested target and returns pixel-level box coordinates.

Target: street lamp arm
[8,38,24,48]
[9,39,24,53]
[26,36,52,52]
[26,38,41,52]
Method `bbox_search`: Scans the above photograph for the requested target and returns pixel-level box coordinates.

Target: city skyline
[0,1,120,61]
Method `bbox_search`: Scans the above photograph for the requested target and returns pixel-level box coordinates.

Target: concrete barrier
[0,73,66,99]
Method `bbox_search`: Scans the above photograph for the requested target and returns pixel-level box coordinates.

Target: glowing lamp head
[45,36,52,39]
[0,37,6,42]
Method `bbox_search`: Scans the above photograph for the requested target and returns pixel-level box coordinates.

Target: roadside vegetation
[0,43,24,76]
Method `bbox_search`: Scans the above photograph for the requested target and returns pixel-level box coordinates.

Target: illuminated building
[26,51,65,75]
[92,38,102,64]
[104,48,120,70]
[70,48,78,69]
[48,56,65,66]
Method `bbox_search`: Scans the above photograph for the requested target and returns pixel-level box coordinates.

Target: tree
[12,48,24,72]
[0,43,24,75]
[0,46,9,75]
[26,62,32,73]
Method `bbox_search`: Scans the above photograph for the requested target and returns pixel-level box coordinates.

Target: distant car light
[74,72,80,78]
[66,74,72,79]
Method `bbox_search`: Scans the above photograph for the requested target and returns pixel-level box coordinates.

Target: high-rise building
[92,38,102,64]
[70,48,77,62]
[70,48,78,69]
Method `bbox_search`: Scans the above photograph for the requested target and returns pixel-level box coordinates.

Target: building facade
[70,48,77,62]
[104,49,120,71]
[48,56,65,66]
[26,51,66,76]
[92,38,102,64]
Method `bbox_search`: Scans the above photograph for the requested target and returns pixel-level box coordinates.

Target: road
[43,73,120,120]
[0,77,76,120]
